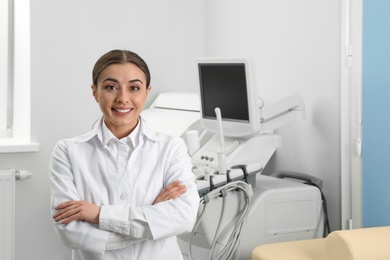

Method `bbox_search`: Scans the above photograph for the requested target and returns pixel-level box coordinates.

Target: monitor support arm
[259,93,305,133]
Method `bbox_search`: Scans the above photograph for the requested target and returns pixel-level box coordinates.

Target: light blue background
[363,0,390,226]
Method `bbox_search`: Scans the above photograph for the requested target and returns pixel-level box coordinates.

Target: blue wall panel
[362,0,390,227]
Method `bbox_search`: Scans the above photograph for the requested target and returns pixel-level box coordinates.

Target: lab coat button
[120,193,127,200]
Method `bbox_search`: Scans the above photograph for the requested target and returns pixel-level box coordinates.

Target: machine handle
[271,170,323,189]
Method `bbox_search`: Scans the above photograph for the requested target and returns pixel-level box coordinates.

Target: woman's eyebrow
[129,79,143,84]
[102,78,143,84]
[102,78,119,83]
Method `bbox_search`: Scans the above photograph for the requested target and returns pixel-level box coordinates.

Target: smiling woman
[92,62,151,139]
[49,49,200,260]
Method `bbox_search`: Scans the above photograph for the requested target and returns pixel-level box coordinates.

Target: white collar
[76,116,160,145]
[100,118,140,148]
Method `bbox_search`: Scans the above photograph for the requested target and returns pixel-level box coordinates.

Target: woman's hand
[53,200,101,224]
[153,180,186,204]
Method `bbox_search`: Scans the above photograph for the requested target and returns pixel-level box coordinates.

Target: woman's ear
[91,84,98,102]
[146,85,152,99]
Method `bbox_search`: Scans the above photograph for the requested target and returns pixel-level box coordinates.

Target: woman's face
[92,62,151,139]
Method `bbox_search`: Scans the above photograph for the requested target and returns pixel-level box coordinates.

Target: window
[0,0,39,153]
[0,0,12,138]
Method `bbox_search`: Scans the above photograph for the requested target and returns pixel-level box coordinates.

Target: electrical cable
[212,183,252,260]
[188,200,208,260]
[303,181,331,237]
[188,181,252,260]
[215,194,250,260]
[208,189,227,260]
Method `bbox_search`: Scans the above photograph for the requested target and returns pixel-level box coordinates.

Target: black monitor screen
[199,63,249,122]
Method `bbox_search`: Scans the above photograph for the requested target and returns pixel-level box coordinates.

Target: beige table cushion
[252,238,326,260]
[324,226,390,260]
[252,226,390,260]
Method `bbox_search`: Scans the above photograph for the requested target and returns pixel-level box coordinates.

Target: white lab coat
[49,117,200,260]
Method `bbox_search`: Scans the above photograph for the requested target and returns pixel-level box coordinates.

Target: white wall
[0,1,343,259]
[205,0,342,230]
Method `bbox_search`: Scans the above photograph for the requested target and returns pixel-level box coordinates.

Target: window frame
[0,0,12,138]
[0,0,39,153]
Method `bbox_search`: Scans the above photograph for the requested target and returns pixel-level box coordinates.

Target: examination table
[252,226,390,260]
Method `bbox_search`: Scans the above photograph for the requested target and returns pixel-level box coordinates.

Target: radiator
[0,170,15,260]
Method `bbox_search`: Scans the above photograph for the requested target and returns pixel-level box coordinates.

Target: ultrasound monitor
[197,58,260,137]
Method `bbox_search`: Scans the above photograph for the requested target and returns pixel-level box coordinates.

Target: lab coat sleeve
[99,204,152,239]
[49,141,110,255]
[143,138,200,240]
[99,205,151,250]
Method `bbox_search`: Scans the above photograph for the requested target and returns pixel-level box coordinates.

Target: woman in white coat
[50,49,200,260]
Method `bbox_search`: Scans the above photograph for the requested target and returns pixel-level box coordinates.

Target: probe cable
[188,181,253,260]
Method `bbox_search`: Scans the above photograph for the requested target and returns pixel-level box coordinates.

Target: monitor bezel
[197,58,260,137]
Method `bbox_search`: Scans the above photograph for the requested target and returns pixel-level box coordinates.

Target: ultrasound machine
[141,58,324,260]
